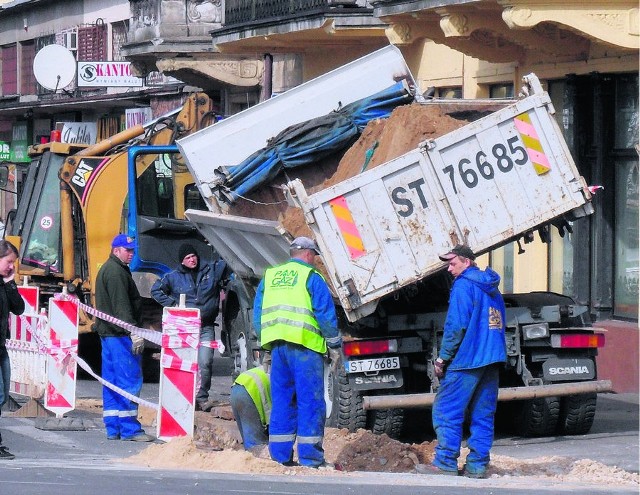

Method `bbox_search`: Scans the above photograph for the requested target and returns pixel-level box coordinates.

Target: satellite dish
[33,44,76,91]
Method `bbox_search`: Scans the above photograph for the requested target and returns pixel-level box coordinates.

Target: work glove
[434,358,446,379]
[131,334,145,355]
[328,347,343,375]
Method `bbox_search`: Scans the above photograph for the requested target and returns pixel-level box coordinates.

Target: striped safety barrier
[7,285,46,398]
[157,307,200,440]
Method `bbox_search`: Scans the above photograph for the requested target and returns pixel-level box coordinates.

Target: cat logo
[71,162,95,188]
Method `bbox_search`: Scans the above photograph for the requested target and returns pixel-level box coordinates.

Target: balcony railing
[225,0,361,26]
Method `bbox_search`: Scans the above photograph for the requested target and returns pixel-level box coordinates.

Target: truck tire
[516,396,560,437]
[557,393,597,435]
[224,296,258,378]
[367,407,405,439]
[325,360,366,431]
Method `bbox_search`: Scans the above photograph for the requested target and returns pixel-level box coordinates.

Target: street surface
[0,356,637,495]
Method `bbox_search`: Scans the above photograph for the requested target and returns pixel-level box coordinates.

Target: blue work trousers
[197,326,215,404]
[432,364,500,474]
[230,384,268,450]
[269,342,325,467]
[100,336,144,439]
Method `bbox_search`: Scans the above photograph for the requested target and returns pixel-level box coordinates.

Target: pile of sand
[122,419,638,486]
[74,399,638,486]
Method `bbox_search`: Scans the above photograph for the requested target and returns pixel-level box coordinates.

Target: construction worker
[151,243,229,411]
[93,234,154,442]
[415,244,507,478]
[253,236,341,468]
[230,360,271,450]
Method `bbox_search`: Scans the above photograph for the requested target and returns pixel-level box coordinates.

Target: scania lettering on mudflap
[543,358,595,381]
[351,370,404,391]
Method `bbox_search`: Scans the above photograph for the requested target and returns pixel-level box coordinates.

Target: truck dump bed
[285,77,593,320]
[181,50,594,322]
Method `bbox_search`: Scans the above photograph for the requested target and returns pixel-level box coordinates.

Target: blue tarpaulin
[218,81,414,203]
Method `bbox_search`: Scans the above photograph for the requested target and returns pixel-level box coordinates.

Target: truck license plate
[347,357,400,373]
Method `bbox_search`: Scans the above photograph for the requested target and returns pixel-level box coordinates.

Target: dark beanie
[178,243,198,263]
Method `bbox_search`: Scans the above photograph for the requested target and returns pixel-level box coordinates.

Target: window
[436,87,462,99]
[613,75,639,319]
[1,45,17,95]
[77,23,107,62]
[137,155,175,219]
[547,80,576,295]
[22,153,65,273]
[21,41,36,95]
[489,83,514,99]
[112,21,128,61]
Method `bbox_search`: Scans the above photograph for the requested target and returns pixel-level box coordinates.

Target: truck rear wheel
[325,359,366,431]
[224,296,258,378]
[557,393,597,435]
[515,396,560,437]
[367,407,405,439]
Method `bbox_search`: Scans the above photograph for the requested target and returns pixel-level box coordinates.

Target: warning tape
[54,293,225,353]
[10,293,231,414]
[55,293,162,346]
[73,352,159,411]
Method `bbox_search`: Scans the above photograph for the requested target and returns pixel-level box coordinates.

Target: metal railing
[225,0,354,25]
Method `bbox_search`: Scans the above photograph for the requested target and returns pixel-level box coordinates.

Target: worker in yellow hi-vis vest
[253,236,341,468]
[230,363,271,450]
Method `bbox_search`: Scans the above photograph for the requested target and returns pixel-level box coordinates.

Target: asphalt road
[0,356,636,495]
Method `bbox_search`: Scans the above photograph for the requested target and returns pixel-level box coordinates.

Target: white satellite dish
[33,44,76,91]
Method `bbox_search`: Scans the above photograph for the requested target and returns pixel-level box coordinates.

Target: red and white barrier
[157,304,200,440]
[7,285,47,398]
[44,295,79,417]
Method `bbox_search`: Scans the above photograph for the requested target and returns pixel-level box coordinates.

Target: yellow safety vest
[234,367,271,426]
[260,261,327,354]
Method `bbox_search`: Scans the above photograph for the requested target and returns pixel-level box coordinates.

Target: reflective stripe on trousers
[100,336,145,439]
[268,342,325,467]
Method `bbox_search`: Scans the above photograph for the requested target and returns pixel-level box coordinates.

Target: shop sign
[77,61,143,88]
[11,122,29,163]
[125,107,153,129]
[56,122,97,145]
[0,141,10,161]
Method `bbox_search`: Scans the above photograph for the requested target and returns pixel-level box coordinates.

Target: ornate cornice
[156,58,264,87]
[501,2,638,49]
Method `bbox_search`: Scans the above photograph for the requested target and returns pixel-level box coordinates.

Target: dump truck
[177,46,608,438]
[5,93,218,377]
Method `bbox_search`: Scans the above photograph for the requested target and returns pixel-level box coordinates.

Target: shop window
[1,44,17,95]
[613,74,639,318]
[547,80,576,295]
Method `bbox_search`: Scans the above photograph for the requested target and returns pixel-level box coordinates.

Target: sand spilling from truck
[120,411,639,487]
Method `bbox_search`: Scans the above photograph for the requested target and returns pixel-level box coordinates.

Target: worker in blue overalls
[253,236,341,468]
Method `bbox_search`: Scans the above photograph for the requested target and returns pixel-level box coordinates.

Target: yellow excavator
[5,93,217,377]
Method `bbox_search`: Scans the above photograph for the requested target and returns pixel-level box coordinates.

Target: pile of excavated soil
[75,399,638,486]
[122,416,639,486]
